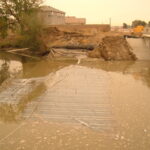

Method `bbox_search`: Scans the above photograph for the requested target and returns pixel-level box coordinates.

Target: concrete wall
[143,27,150,34]
[39,11,65,26]
[65,16,86,25]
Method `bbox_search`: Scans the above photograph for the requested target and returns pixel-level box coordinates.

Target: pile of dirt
[88,36,137,60]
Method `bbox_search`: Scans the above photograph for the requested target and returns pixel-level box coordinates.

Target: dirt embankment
[43,27,121,50]
[0,26,136,61]
[88,36,137,60]
[44,27,136,60]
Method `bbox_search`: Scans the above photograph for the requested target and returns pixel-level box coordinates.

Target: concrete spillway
[23,65,114,131]
[127,38,150,60]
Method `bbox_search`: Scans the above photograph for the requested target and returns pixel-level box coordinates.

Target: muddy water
[0,40,150,150]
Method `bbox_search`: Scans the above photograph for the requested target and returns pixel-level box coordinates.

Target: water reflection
[0,61,10,85]
[0,82,46,122]
[0,52,76,123]
[0,52,23,84]
[22,59,76,78]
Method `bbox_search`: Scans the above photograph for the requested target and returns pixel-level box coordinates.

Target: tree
[148,21,150,27]
[0,0,43,32]
[0,0,47,52]
[132,20,147,28]
[0,16,9,38]
[123,23,128,29]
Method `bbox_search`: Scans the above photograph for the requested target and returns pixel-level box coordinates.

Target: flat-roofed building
[65,16,86,25]
[39,6,66,26]
[143,26,150,37]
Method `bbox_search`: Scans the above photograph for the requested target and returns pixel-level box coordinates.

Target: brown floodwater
[0,38,150,150]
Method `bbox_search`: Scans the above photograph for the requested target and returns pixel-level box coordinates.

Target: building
[65,16,86,25]
[143,26,150,37]
[39,6,66,26]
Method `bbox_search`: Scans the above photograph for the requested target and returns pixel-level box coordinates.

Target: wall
[143,27,150,34]
[39,11,65,26]
[65,16,86,25]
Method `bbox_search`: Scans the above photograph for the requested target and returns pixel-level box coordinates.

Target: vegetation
[132,20,147,27]
[0,61,10,85]
[0,16,9,38]
[123,20,150,28]
[0,0,47,53]
[123,23,129,29]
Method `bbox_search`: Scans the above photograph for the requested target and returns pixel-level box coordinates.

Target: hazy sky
[44,0,150,26]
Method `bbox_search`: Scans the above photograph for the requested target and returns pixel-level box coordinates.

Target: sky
[44,0,150,26]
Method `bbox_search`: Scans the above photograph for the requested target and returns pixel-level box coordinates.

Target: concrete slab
[23,65,115,131]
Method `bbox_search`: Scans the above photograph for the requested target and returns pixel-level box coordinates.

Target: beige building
[143,26,150,37]
[65,16,86,25]
[39,6,66,26]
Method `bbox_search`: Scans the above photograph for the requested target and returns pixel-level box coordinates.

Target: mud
[88,36,137,60]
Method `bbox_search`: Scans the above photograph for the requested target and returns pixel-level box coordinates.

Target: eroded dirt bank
[44,26,121,49]
[43,27,136,61]
[0,26,137,61]
[88,36,137,60]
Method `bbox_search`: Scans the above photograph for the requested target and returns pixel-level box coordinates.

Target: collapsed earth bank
[0,26,137,61]
[44,27,136,61]
[88,36,137,61]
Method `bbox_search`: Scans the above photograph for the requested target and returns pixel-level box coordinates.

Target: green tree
[148,21,150,27]
[0,0,42,32]
[0,0,47,52]
[123,23,128,29]
[0,16,9,38]
[132,20,147,27]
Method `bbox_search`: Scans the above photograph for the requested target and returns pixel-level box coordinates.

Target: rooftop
[40,6,65,14]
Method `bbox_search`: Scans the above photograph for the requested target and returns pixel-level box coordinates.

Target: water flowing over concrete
[0,40,150,150]
[127,38,150,60]
[23,65,114,131]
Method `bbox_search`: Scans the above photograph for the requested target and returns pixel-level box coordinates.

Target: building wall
[39,11,65,26]
[65,16,86,25]
[143,27,150,34]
